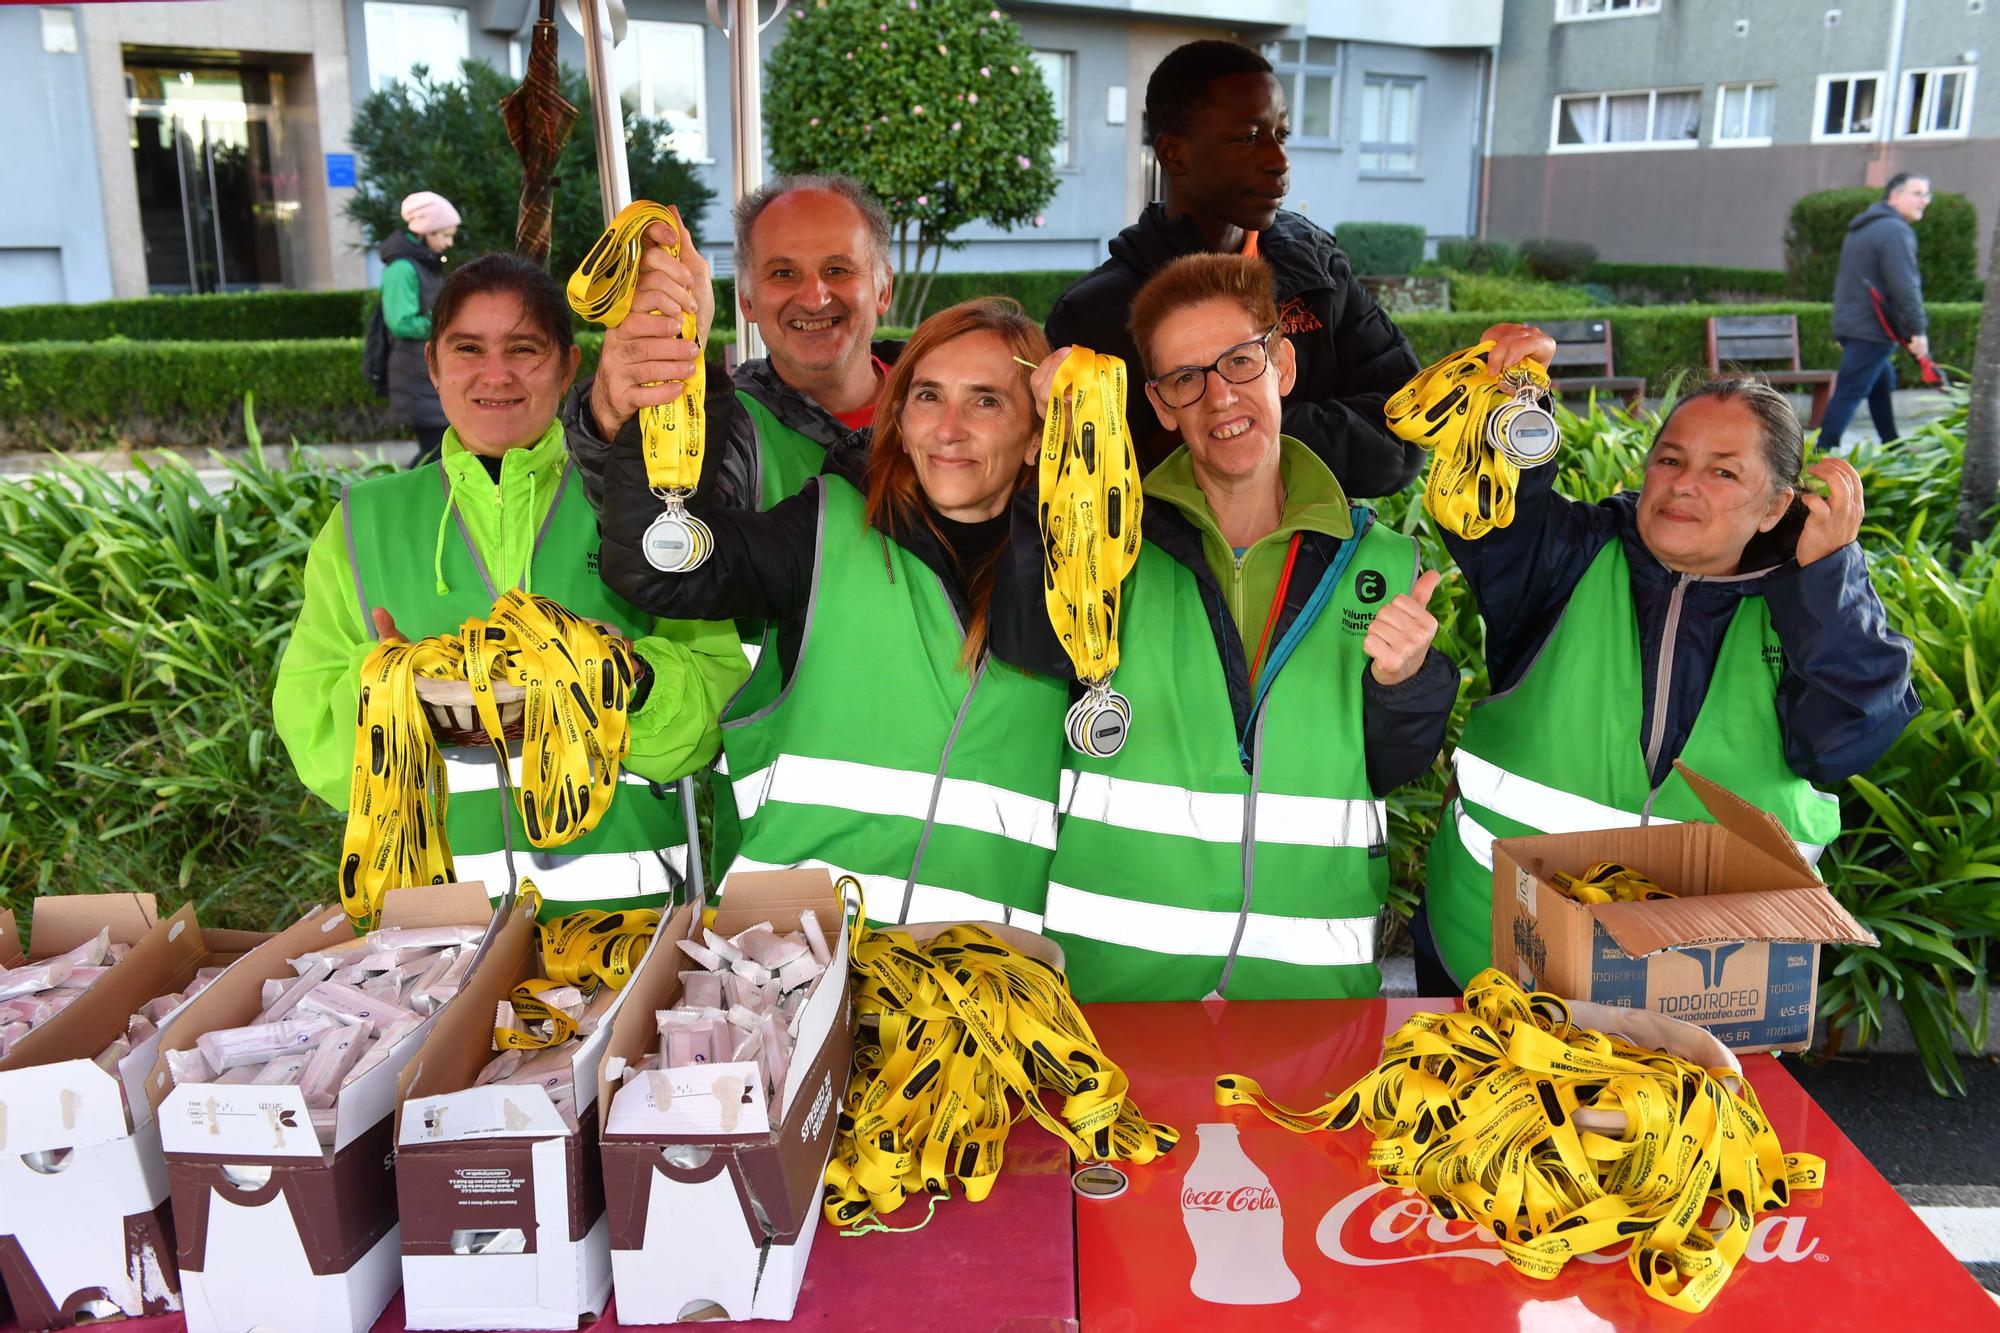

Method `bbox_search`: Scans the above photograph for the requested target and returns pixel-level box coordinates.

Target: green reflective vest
[1044,516,1415,1002]
[344,461,693,919]
[1426,540,1843,983]
[720,478,1067,926]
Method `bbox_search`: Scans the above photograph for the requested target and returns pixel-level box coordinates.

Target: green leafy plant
[1585,262,1789,305]
[1336,223,1427,277]
[1433,237,1518,276]
[1518,238,1600,283]
[1432,268,1597,314]
[1784,186,1980,303]
[764,0,1059,325]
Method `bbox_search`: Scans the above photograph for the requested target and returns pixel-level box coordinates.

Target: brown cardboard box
[0,896,266,1331]
[1489,763,1877,1052]
[147,885,499,1333]
[595,870,853,1324]
[393,896,655,1330]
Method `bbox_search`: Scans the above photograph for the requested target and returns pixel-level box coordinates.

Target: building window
[1813,72,1883,141]
[1713,81,1774,146]
[614,20,709,162]
[1551,88,1701,151]
[1263,38,1340,143]
[1897,66,1974,139]
[1359,75,1422,174]
[1031,50,1074,168]
[1557,0,1661,20]
[363,2,470,92]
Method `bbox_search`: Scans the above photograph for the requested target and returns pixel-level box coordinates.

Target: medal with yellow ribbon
[568,200,712,572]
[1037,347,1143,758]
[1385,342,1556,540]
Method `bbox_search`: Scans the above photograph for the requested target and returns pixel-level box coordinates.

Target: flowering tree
[765,0,1060,324]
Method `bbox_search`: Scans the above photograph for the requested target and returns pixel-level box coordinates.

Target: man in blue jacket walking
[1824,173,1931,451]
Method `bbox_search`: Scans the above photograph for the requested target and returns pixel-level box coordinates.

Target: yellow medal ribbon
[823,880,1177,1229]
[1037,347,1143,756]
[1385,343,1554,540]
[1213,969,1825,1314]
[339,590,641,930]
[538,906,660,991]
[1547,860,1679,906]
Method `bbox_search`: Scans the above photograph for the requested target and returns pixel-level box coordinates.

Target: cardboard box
[596,871,853,1324]
[0,896,265,1331]
[148,885,498,1333]
[1490,764,1877,1052]
[393,896,657,1330]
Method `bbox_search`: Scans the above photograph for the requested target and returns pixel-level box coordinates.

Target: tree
[1958,218,2000,550]
[765,0,1060,325]
[347,59,715,278]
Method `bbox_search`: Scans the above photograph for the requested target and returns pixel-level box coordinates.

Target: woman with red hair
[594,298,1066,928]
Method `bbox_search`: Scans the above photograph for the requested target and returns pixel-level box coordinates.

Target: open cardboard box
[596,870,853,1324]
[146,884,499,1333]
[0,895,266,1331]
[1490,762,1877,1052]
[393,896,660,1330]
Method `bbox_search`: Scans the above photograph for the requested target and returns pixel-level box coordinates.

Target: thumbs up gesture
[1363,568,1444,687]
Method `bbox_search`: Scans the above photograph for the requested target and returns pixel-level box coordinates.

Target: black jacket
[379,231,446,429]
[1444,466,1918,789]
[1044,205,1423,495]
[1831,202,1926,344]
[989,487,1457,798]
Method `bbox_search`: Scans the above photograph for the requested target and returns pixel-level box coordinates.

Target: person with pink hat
[378,190,461,465]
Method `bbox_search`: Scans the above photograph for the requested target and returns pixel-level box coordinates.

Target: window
[1813,73,1882,141]
[1359,76,1422,174]
[1031,50,1074,168]
[1897,66,1974,139]
[1557,0,1661,19]
[614,20,709,162]
[1713,82,1774,145]
[1551,88,1701,150]
[1262,38,1340,142]
[363,2,470,93]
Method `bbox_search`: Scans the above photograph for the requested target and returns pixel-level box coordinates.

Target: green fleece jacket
[272,421,749,809]
[1143,435,1356,679]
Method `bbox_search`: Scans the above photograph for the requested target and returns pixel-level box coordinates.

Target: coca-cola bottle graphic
[1180,1121,1301,1305]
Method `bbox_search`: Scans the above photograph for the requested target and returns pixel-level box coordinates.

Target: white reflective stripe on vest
[1044,881,1374,968]
[724,856,1043,932]
[729,755,1058,848]
[452,846,684,903]
[1058,771,1383,849]
[443,751,659,797]
[1455,799,1501,872]
[740,640,763,670]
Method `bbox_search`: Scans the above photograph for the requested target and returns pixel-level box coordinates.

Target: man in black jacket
[1823,173,1931,451]
[1045,39,1423,494]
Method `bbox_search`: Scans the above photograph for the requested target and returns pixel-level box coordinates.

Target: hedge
[1785,187,1980,303]
[3,302,1978,450]
[1333,223,1426,277]
[1586,262,1789,303]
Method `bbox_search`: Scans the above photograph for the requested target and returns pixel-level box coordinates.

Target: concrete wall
[0,7,114,306]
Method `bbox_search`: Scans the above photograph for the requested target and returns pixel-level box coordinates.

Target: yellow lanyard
[1213,969,1826,1314]
[823,880,1177,1229]
[1384,343,1554,540]
[1547,860,1679,905]
[1036,347,1143,757]
[339,589,641,930]
[493,895,659,1051]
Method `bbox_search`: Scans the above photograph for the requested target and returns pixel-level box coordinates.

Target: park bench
[1544,319,1647,413]
[1704,314,1836,426]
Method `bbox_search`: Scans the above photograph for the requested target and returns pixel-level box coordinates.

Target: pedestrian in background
[380,190,460,466]
[1824,173,1931,452]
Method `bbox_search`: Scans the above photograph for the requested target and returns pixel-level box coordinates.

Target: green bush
[1586,262,1789,304]
[1518,238,1600,283]
[1434,269,1597,314]
[1784,186,1980,303]
[1335,223,1427,277]
[0,291,375,344]
[1433,237,1518,275]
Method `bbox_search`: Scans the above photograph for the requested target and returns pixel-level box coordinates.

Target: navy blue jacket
[1448,466,1918,789]
[1831,202,1925,344]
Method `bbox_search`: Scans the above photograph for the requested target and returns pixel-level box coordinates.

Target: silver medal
[1487,386,1560,468]
[1066,685,1131,758]
[641,495,714,573]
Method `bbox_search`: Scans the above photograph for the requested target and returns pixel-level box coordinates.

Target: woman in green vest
[998,253,1460,1002]
[594,297,1067,929]
[274,252,749,918]
[1416,375,1919,992]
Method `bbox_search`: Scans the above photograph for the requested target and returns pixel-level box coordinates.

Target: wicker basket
[414,677,528,746]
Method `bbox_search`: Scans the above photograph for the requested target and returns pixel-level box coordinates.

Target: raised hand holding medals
[568,200,713,573]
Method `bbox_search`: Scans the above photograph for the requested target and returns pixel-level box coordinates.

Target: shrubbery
[1784,186,1980,303]
[1587,261,1789,304]
[1518,238,1600,283]
[1433,237,1518,275]
[1335,222,1427,276]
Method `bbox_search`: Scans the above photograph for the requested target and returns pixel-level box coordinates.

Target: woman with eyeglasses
[997,254,1470,1002]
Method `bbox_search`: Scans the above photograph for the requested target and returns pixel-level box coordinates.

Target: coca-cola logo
[1181,1185,1281,1213]
[1316,1183,1821,1267]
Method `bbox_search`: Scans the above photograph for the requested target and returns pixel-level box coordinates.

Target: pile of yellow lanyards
[496,897,661,1050]
[1385,342,1554,540]
[340,589,642,930]
[823,880,1177,1229]
[1037,347,1143,757]
[1548,860,1679,905]
[1213,969,1824,1313]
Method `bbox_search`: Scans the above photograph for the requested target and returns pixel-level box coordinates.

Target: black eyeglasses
[1146,327,1280,409]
